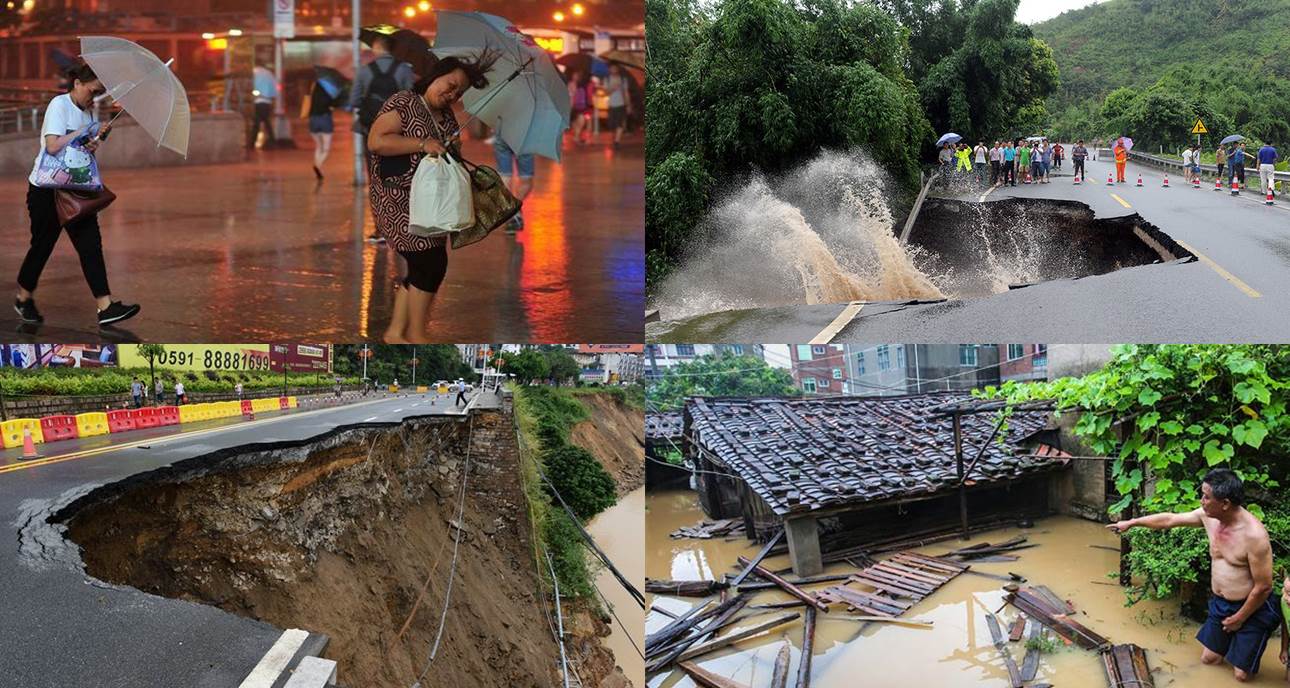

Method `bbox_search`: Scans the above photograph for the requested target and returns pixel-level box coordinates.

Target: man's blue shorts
[1196,595,1282,676]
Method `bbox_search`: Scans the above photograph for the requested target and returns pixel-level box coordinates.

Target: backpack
[359,60,400,130]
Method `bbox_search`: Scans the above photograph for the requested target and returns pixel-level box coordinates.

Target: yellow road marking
[811,302,866,344]
[0,398,392,476]
[1174,239,1262,298]
[1110,193,1131,208]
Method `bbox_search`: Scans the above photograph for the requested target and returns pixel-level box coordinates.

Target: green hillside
[1033,0,1290,146]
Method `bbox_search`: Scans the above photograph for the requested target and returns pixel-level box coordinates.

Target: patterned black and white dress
[367,90,459,253]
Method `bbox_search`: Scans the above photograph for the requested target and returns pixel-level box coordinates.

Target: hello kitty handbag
[32,122,116,226]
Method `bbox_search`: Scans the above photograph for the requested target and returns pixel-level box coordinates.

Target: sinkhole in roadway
[51,415,584,688]
[905,197,1195,299]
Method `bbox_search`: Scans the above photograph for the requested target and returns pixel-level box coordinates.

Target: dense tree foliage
[332,344,474,385]
[1035,0,1290,147]
[985,345,1290,603]
[646,352,800,411]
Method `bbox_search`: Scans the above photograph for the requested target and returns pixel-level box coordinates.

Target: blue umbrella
[433,11,570,162]
[936,133,962,146]
[1220,134,1245,145]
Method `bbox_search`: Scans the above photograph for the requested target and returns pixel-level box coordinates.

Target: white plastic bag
[408,152,474,237]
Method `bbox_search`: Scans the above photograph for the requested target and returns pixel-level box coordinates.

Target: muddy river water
[588,486,646,683]
[646,489,1285,687]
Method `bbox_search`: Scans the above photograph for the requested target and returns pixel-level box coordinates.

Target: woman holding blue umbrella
[307,66,347,181]
[366,51,499,343]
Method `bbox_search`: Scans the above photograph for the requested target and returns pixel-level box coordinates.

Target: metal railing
[0,90,217,136]
[1128,148,1290,183]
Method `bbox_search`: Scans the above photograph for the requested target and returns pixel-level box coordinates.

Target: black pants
[251,102,275,146]
[18,184,111,298]
[1073,158,1085,179]
[1003,160,1015,185]
[456,391,466,406]
[989,160,1000,184]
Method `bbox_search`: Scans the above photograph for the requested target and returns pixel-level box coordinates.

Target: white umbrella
[80,36,190,157]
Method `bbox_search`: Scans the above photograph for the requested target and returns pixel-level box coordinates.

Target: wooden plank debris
[647,595,751,673]
[671,518,747,540]
[728,529,784,587]
[1101,643,1154,688]
[819,551,966,619]
[646,579,728,597]
[1007,615,1026,642]
[737,573,852,593]
[797,607,816,688]
[984,611,1024,688]
[678,661,751,688]
[1005,586,1109,651]
[737,557,830,612]
[770,639,792,688]
[677,612,801,663]
[1021,618,1042,682]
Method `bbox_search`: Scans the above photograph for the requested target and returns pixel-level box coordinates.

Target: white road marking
[363,416,378,422]
[810,302,865,344]
[238,628,309,688]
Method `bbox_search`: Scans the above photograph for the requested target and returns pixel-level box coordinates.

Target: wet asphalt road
[0,391,480,688]
[0,114,644,343]
[649,156,1290,343]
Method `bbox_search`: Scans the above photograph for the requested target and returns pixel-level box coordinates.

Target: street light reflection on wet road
[0,117,643,343]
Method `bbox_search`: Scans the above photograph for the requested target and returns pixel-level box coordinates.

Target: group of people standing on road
[1183,142,1280,197]
[129,376,187,408]
[944,139,1066,188]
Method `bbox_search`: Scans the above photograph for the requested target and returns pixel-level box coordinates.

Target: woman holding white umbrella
[14,61,139,327]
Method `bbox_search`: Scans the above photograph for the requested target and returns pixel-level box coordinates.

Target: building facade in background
[644,344,764,379]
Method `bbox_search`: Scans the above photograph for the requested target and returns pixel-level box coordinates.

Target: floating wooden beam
[1021,618,1042,682]
[729,529,784,587]
[984,611,1024,688]
[770,639,792,688]
[677,612,801,663]
[797,607,816,688]
[1101,643,1154,688]
[647,579,728,597]
[678,661,751,688]
[737,556,830,612]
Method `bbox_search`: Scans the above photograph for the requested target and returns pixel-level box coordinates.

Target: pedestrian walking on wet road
[251,64,278,149]
[1072,140,1087,180]
[15,62,139,328]
[493,136,534,234]
[955,143,972,176]
[367,51,499,344]
[938,143,953,173]
[350,35,414,242]
[1018,141,1032,183]
[1182,145,1196,184]
[603,63,632,149]
[1215,144,1227,184]
[1257,143,1278,197]
[455,380,467,406]
[235,381,243,400]
[1039,141,1052,183]
[568,69,595,145]
[155,378,165,405]
[131,377,143,408]
[174,380,186,405]
[306,77,339,181]
[1053,142,1063,171]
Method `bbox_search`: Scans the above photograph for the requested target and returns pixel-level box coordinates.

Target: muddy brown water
[588,486,646,684]
[647,489,1286,687]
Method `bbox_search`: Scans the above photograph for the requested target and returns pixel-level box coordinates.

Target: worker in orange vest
[1113,138,1128,183]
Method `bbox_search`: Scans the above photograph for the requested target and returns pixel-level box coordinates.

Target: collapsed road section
[48,408,624,688]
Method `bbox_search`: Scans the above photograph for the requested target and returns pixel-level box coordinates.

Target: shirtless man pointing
[1108,468,1280,681]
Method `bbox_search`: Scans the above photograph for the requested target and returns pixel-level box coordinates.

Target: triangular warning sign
[1191,119,1208,134]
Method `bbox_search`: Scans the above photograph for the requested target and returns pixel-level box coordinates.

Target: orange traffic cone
[1266,189,1275,205]
[1024,170,1032,184]
[20,428,40,461]
[1136,174,1143,187]
[1193,175,1200,189]
[1162,175,1170,188]
[1106,172,1114,186]
[1214,178,1222,191]
[1231,179,1240,195]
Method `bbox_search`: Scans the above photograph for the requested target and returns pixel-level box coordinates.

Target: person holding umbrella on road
[366,50,500,343]
[306,67,346,181]
[14,61,140,327]
[1113,137,1129,183]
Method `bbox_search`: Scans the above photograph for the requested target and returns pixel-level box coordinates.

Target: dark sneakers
[14,298,43,323]
[97,301,140,326]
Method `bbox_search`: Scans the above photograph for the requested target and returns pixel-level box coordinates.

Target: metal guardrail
[1128,149,1290,182]
[0,90,216,136]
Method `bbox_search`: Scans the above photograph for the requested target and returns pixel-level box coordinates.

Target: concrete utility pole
[352,0,366,185]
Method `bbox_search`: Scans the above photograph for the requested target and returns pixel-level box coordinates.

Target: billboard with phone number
[271,344,333,373]
[118,345,273,372]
